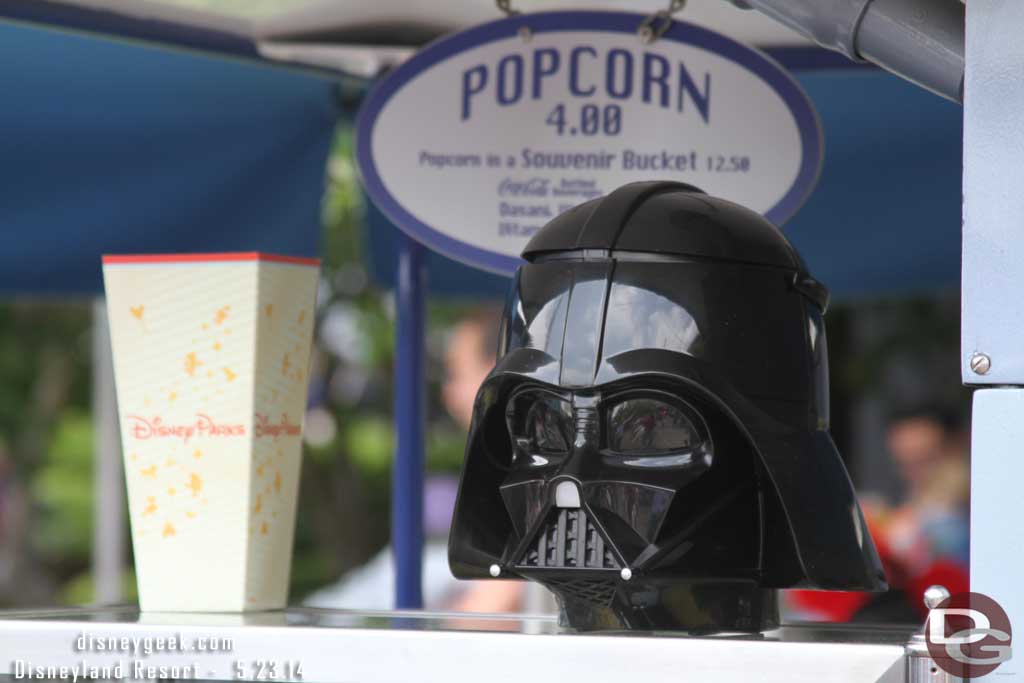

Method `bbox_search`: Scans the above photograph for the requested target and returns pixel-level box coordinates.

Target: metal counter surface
[0,606,912,683]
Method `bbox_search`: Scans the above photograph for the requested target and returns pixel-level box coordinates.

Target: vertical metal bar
[964,4,1024,677]
[92,299,125,604]
[971,389,1024,678]
[962,0,1024,385]
[392,232,427,609]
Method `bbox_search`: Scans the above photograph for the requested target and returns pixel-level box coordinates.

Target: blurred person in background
[307,307,526,612]
[441,310,525,614]
[788,403,970,623]
[304,474,463,610]
[882,404,970,567]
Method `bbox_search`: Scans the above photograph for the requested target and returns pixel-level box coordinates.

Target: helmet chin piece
[449,182,887,633]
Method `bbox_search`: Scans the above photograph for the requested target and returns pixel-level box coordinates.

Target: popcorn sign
[102,253,319,612]
[356,10,822,275]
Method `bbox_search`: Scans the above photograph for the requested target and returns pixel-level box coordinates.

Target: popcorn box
[102,253,319,612]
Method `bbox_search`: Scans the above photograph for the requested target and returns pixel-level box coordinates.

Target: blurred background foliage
[0,125,965,608]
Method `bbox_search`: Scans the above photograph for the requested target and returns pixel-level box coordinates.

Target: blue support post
[392,231,427,609]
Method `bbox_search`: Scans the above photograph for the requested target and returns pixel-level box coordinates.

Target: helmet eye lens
[512,393,572,454]
[608,398,699,453]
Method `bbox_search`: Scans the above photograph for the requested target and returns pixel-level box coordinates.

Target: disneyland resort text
[12,660,199,681]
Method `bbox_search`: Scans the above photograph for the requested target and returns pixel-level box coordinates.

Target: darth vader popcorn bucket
[448,181,886,633]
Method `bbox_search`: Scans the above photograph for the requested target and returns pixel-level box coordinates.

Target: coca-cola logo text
[254,413,301,439]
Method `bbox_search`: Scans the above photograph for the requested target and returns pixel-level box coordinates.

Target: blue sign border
[356,10,824,276]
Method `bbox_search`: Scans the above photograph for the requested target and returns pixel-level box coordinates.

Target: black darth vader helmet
[448,181,886,632]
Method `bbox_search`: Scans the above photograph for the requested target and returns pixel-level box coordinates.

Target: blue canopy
[0,8,961,301]
[0,20,340,295]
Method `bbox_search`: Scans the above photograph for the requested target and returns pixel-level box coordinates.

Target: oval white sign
[356,10,822,275]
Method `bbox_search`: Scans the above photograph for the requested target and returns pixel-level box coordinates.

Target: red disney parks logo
[125,414,246,442]
[926,591,1013,678]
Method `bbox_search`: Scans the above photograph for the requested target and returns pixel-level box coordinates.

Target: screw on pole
[971,352,992,375]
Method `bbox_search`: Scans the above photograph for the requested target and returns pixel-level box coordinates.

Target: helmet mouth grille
[542,577,617,607]
[516,508,620,570]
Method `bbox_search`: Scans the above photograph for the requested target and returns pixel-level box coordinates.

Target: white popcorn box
[102,253,319,611]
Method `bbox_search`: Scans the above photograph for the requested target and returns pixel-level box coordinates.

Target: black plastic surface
[521,181,806,271]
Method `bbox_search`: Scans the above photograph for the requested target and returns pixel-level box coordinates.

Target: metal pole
[392,232,427,609]
[731,0,964,102]
[92,299,125,604]
[963,3,1024,677]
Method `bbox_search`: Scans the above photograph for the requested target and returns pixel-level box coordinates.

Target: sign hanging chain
[495,0,531,41]
[639,0,686,44]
